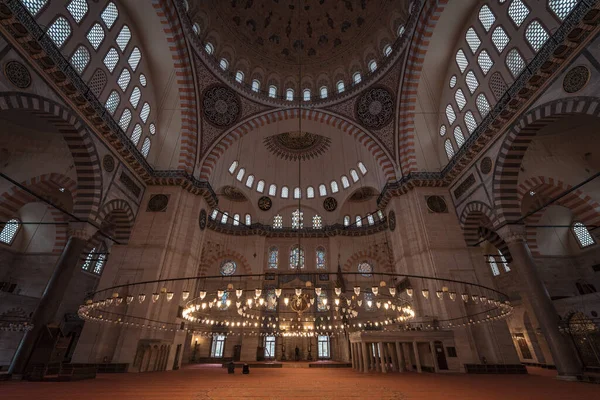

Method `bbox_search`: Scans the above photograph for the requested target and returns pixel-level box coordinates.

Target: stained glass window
[454,126,465,148]
[455,89,466,110]
[341,176,350,188]
[221,212,228,224]
[330,181,339,193]
[506,49,526,77]
[281,186,289,198]
[219,58,229,70]
[316,247,326,269]
[446,104,456,125]
[307,186,315,198]
[477,50,493,75]
[353,72,361,84]
[525,21,549,52]
[573,222,595,248]
[320,86,328,98]
[294,187,301,199]
[22,0,47,16]
[455,49,468,73]
[478,5,495,32]
[498,250,510,272]
[128,47,141,71]
[444,139,454,160]
[268,247,278,269]
[368,60,377,72]
[205,43,214,54]
[476,93,490,118]
[303,89,311,101]
[319,184,327,197]
[81,247,96,271]
[355,215,362,227]
[358,162,367,175]
[246,175,254,188]
[129,86,141,108]
[103,47,119,73]
[0,219,20,245]
[252,79,260,92]
[220,260,236,276]
[292,209,303,229]
[228,160,238,174]
[313,215,323,230]
[117,68,131,91]
[269,184,277,196]
[141,138,151,157]
[131,124,142,145]
[118,108,132,131]
[344,215,350,226]
[337,81,345,93]
[440,125,447,136]
[256,180,265,193]
[290,246,305,269]
[367,214,375,225]
[464,111,477,134]
[384,45,392,57]
[233,214,240,226]
[549,0,578,20]
[465,71,479,94]
[286,89,294,101]
[492,26,509,53]
[105,90,120,114]
[508,0,529,27]
[236,168,245,181]
[273,215,283,229]
[140,102,150,123]
[245,214,251,225]
[465,28,480,54]
[235,71,244,83]
[350,169,360,182]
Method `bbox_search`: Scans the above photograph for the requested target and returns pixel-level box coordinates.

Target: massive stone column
[351,343,356,369]
[429,341,439,373]
[378,342,387,373]
[499,226,582,378]
[413,341,422,373]
[9,223,95,375]
[361,342,369,373]
[395,342,405,372]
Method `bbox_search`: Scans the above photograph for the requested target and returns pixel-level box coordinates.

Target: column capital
[68,222,97,241]
[497,224,527,245]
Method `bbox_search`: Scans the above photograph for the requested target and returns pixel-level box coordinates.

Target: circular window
[220,260,237,276]
[358,261,373,277]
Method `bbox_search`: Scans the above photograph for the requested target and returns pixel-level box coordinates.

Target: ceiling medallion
[202,85,241,127]
[3,60,31,89]
[220,185,247,202]
[388,210,396,232]
[480,157,492,175]
[258,196,272,211]
[263,131,331,161]
[147,194,169,212]
[102,154,115,172]
[563,65,590,94]
[323,197,337,212]
[356,87,394,129]
[426,196,448,214]
[199,209,207,231]
[348,187,377,202]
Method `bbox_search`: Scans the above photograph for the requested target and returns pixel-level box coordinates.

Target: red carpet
[2,365,599,399]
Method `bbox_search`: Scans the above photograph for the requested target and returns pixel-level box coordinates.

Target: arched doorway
[565,312,600,368]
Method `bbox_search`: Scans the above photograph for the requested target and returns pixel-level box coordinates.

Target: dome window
[219,58,229,70]
[251,79,260,92]
[384,45,392,57]
[235,71,244,83]
[336,81,345,93]
[268,85,277,98]
[303,89,311,101]
[320,86,328,99]
[352,72,362,85]
[368,60,377,73]
[286,89,294,101]
[205,42,214,55]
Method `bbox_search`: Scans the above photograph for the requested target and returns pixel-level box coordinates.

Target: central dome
[187,0,411,100]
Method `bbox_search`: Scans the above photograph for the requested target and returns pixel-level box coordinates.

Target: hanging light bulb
[322,298,328,306]
[126,295,134,305]
[389,287,396,297]
[354,286,361,296]
[217,290,224,298]
[315,287,322,296]
[357,300,363,307]
[310,297,315,305]
[335,287,341,296]
[165,292,173,302]
[406,287,413,297]
[255,288,262,297]
[236,289,243,298]
[284,297,289,306]
[436,290,443,300]
[226,299,232,307]
[480,295,487,303]
[236,301,241,308]
[275,288,282,298]
[384,302,390,310]
[334,298,340,306]
[461,293,469,302]
[472,294,479,303]
[295,288,302,296]
[346,299,352,306]
[247,298,253,308]
[115,297,123,306]
[199,290,207,300]
[422,289,429,299]
[449,292,457,301]
[150,293,159,303]
[182,291,190,301]
[372,286,379,296]
[376,301,381,309]
[366,300,372,308]
[258,298,265,306]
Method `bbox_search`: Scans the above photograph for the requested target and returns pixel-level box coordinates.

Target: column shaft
[396,342,405,372]
[361,342,369,374]
[378,342,387,373]
[430,341,440,373]
[413,341,422,373]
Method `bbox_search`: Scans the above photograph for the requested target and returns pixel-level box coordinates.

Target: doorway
[434,341,448,370]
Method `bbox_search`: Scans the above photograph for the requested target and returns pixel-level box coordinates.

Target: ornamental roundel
[388,210,396,232]
[563,66,590,94]
[202,85,241,127]
[356,87,394,129]
[199,209,207,230]
[220,260,237,276]
[147,194,169,212]
[258,196,272,211]
[102,154,115,172]
[4,61,31,89]
[323,197,337,212]
[480,157,492,175]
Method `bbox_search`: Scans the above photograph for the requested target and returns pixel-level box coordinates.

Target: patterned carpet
[2,365,600,399]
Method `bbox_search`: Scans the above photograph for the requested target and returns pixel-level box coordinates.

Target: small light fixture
[152,293,160,303]
[166,292,174,302]
[217,290,224,298]
[366,300,372,308]
[258,298,265,306]
[461,293,469,302]
[284,297,290,306]
[315,287,322,296]
[335,287,342,296]
[472,294,479,303]
[322,298,328,306]
[389,287,396,297]
[406,287,413,297]
[255,288,262,297]
[357,300,362,307]
[126,295,134,305]
[295,288,302,296]
[199,290,207,300]
[449,292,457,301]
[480,295,487,303]
[376,301,381,309]
[275,288,282,298]
[372,286,379,296]
[354,286,361,296]
[436,290,443,300]
[182,291,190,301]
[334,298,340,306]
[236,289,243,298]
[422,289,429,299]
[310,297,315,305]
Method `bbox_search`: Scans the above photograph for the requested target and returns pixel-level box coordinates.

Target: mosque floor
[2,365,600,399]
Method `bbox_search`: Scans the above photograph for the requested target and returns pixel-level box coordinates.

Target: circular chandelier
[78,272,513,337]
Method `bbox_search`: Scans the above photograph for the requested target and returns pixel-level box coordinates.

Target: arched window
[550,0,578,20]
[506,48,526,77]
[48,17,71,48]
[476,93,490,118]
[368,60,377,72]
[573,222,595,248]
[22,0,48,16]
[193,22,201,35]
[488,255,500,276]
[256,180,265,193]
[454,126,465,148]
[118,68,131,91]
[464,111,477,134]
[491,26,509,53]
[525,20,549,52]
[352,72,362,85]
[319,184,327,197]
[281,186,289,198]
[498,250,510,272]
[229,160,238,174]
[294,187,301,199]
[205,42,214,54]
[245,174,254,188]
[233,214,240,226]
[446,104,456,125]
[355,215,362,227]
[273,215,283,229]
[236,168,245,181]
[313,215,323,230]
[397,24,405,37]
[303,89,311,101]
[377,210,384,220]
[0,219,20,245]
[251,79,260,92]
[70,46,90,74]
[131,124,142,145]
[141,138,151,158]
[219,58,229,70]
[81,245,107,275]
[358,162,367,175]
[221,212,229,224]
[316,247,326,269]
[465,71,479,94]
[268,85,277,98]
[290,245,305,269]
[235,71,244,83]
[306,186,315,198]
[118,109,132,131]
[477,50,493,75]
[455,49,468,73]
[330,181,339,193]
[116,25,131,51]
[358,261,373,277]
[465,28,480,54]
[286,88,294,101]
[508,0,529,27]
[455,89,466,111]
[269,184,277,196]
[350,169,359,182]
[292,209,303,229]
[245,214,251,225]
[343,215,350,226]
[444,139,455,160]
[341,176,350,188]
[211,209,219,220]
[268,247,279,269]
[105,90,120,115]
[336,80,345,93]
[367,214,375,225]
[383,45,392,57]
[478,5,495,32]
[320,86,328,99]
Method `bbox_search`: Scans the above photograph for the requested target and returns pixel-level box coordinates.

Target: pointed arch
[199,248,252,276]
[459,201,512,262]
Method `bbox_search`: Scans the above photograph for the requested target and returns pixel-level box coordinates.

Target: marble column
[499,226,582,377]
[389,343,399,372]
[9,223,95,375]
[356,343,362,372]
[378,342,387,373]
[413,341,422,373]
[367,343,374,371]
[430,341,440,373]
[351,343,356,369]
[396,342,405,372]
[373,343,380,372]
[402,343,413,371]
[361,342,369,373]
